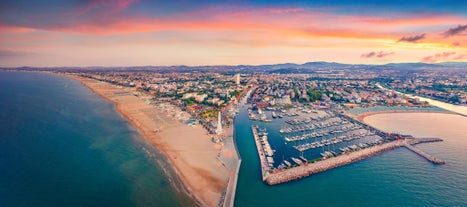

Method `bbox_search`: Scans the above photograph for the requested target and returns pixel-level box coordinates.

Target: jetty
[404,138,445,164]
[256,137,445,185]
[265,139,405,185]
[251,125,271,181]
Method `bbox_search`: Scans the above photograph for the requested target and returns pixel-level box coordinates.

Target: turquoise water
[0,71,193,207]
[2,71,465,207]
[234,105,467,206]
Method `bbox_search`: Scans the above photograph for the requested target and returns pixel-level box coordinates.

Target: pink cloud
[453,54,467,60]
[420,52,465,63]
[2,5,467,50]
[361,51,394,58]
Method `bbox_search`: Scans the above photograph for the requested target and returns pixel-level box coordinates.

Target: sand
[66,75,229,207]
[346,110,455,122]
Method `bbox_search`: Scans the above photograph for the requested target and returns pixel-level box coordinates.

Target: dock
[251,125,270,181]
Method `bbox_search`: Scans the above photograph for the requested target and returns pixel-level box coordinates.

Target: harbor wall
[265,140,405,185]
[404,144,445,164]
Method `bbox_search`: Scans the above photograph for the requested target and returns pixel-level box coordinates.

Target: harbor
[247,105,447,185]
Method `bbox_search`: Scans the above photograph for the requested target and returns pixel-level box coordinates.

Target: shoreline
[347,110,455,122]
[62,74,229,207]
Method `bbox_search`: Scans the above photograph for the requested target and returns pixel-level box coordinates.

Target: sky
[0,0,466,67]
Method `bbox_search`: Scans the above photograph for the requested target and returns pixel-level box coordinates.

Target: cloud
[421,52,458,63]
[0,50,36,58]
[453,54,466,60]
[74,0,139,16]
[397,33,426,43]
[360,51,394,58]
[443,24,467,37]
[452,42,461,46]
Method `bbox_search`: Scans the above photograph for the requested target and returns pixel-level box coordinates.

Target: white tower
[235,74,241,85]
[216,111,223,135]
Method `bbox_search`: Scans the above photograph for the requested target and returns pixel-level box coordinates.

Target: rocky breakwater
[266,140,405,185]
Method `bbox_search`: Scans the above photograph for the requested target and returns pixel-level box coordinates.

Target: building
[236,74,241,85]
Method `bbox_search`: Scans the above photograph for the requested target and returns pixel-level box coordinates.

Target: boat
[272,112,278,119]
[258,128,268,136]
[291,157,303,165]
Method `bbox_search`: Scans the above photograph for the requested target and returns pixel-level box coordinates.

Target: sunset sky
[0,0,466,67]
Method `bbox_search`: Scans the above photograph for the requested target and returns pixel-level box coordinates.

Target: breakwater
[262,138,445,185]
[404,143,445,164]
[265,140,405,185]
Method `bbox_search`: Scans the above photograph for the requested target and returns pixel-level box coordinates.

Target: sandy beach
[347,110,455,122]
[66,75,229,207]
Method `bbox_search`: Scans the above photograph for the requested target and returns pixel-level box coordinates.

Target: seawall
[265,140,405,185]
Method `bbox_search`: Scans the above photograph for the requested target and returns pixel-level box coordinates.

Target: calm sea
[2,70,465,207]
[0,71,194,207]
[234,106,467,206]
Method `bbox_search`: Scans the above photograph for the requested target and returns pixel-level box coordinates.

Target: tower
[235,74,241,85]
[216,111,223,135]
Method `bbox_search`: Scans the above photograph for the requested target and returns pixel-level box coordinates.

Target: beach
[65,75,229,207]
[347,110,454,122]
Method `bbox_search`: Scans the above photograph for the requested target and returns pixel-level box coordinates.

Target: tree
[307,89,323,102]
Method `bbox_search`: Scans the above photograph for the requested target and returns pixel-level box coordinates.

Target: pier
[404,144,445,164]
[251,125,270,181]
[406,137,443,145]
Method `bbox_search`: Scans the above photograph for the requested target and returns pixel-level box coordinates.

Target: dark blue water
[234,105,467,207]
[0,71,193,207]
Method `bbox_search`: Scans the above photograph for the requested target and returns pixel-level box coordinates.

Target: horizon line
[2,61,467,69]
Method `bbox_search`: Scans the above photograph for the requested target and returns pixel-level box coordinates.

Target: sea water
[0,71,193,207]
[234,106,467,206]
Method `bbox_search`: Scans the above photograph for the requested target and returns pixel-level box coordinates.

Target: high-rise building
[216,111,223,135]
[235,74,241,85]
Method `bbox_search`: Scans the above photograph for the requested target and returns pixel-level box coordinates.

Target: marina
[248,106,448,185]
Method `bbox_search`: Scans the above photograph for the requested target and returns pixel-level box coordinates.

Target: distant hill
[2,61,466,73]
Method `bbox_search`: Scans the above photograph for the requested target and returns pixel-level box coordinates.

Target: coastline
[347,110,455,122]
[62,74,229,207]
